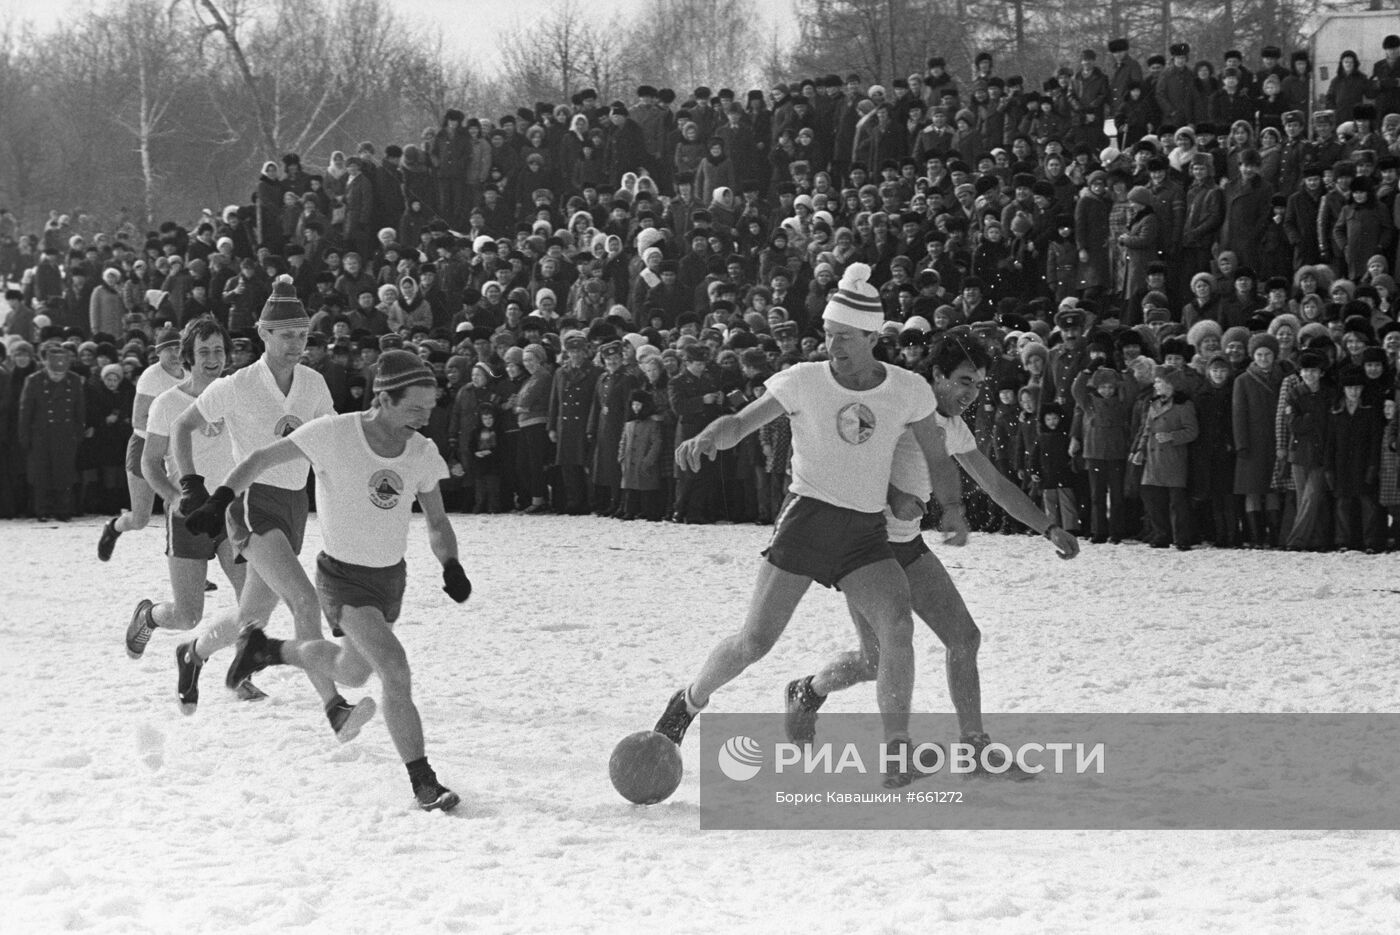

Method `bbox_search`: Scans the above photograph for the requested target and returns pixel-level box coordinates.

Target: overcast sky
[10,0,799,74]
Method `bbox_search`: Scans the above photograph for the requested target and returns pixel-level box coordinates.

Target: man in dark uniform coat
[18,340,85,520]
[548,330,600,513]
[588,340,640,516]
[667,342,722,523]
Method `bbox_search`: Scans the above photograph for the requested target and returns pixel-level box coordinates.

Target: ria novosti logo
[716,737,1106,780]
[717,736,764,781]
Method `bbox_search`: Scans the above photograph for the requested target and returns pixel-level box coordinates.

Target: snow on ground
[2,514,1398,934]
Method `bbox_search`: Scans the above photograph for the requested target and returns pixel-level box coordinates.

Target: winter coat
[619,415,662,491]
[89,283,126,337]
[1189,378,1235,498]
[1333,201,1394,281]
[1219,174,1274,271]
[1070,371,1132,460]
[1030,427,1075,488]
[1134,393,1199,488]
[1232,362,1284,496]
[1074,190,1112,290]
[588,367,640,487]
[434,127,474,180]
[1118,204,1161,299]
[547,361,600,467]
[1182,181,1224,251]
[1326,400,1381,496]
[1155,65,1202,126]
[1282,381,1331,468]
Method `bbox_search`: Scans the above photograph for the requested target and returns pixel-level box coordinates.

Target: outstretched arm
[221,438,307,495]
[909,413,969,545]
[956,446,1079,559]
[675,392,784,472]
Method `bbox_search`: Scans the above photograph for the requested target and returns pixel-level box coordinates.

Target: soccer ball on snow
[609,730,682,805]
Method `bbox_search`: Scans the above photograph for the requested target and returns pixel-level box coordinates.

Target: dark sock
[803,675,826,702]
[145,604,158,630]
[406,756,435,788]
[323,693,347,716]
[264,637,285,665]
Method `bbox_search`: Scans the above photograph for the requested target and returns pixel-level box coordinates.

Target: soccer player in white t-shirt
[651,264,969,785]
[785,330,1080,774]
[97,328,185,561]
[171,277,373,740]
[186,352,470,811]
[123,319,255,711]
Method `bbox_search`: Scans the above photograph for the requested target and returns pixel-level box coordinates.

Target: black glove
[178,474,210,516]
[184,486,234,537]
[442,558,472,603]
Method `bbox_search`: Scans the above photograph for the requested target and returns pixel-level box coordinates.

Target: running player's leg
[240,530,339,706]
[689,562,812,706]
[810,608,881,695]
[337,606,420,760]
[836,557,915,741]
[151,556,210,631]
[114,467,155,533]
[655,562,811,743]
[906,551,983,737]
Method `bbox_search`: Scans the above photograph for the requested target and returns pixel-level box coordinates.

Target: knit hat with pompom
[822,262,884,332]
[259,274,310,330]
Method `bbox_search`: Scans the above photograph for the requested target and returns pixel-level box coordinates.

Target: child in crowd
[470,405,503,513]
[618,390,663,521]
[1132,365,1199,549]
[1030,402,1079,534]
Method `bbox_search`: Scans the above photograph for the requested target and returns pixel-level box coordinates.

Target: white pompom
[275,273,294,285]
[839,262,872,289]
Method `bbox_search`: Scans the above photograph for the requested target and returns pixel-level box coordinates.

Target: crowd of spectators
[3,33,1400,550]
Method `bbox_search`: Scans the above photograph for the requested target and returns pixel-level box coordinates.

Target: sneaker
[413,778,461,812]
[175,641,203,714]
[97,516,121,561]
[224,627,275,689]
[961,732,1036,781]
[327,697,377,743]
[881,738,945,789]
[784,676,826,746]
[232,678,268,702]
[126,599,156,659]
[653,688,697,745]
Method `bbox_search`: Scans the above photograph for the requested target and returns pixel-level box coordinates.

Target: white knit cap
[822,263,884,332]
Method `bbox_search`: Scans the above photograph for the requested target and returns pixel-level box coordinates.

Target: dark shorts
[889,534,931,569]
[227,483,309,558]
[315,551,406,633]
[125,435,146,476]
[763,494,894,589]
[166,507,226,561]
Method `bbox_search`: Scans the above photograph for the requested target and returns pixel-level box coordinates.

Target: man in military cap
[588,339,640,516]
[548,329,600,514]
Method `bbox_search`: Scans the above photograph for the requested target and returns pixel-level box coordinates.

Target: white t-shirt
[289,413,448,567]
[196,358,334,490]
[133,363,186,438]
[763,362,937,513]
[885,409,978,543]
[146,384,235,488]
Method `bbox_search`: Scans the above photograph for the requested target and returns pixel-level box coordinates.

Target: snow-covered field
[2,514,1398,934]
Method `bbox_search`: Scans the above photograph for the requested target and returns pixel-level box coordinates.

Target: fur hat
[1088,366,1121,389]
[1221,326,1251,350]
[1185,320,1223,349]
[1247,333,1280,357]
[1154,364,1189,393]
[1267,313,1302,337]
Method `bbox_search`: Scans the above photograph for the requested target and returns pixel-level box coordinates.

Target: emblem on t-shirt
[836,402,876,444]
[202,419,225,439]
[369,469,404,510]
[274,414,303,438]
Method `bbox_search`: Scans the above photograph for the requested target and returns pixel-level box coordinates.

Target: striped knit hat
[822,263,884,332]
[258,274,310,330]
[373,350,437,394]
